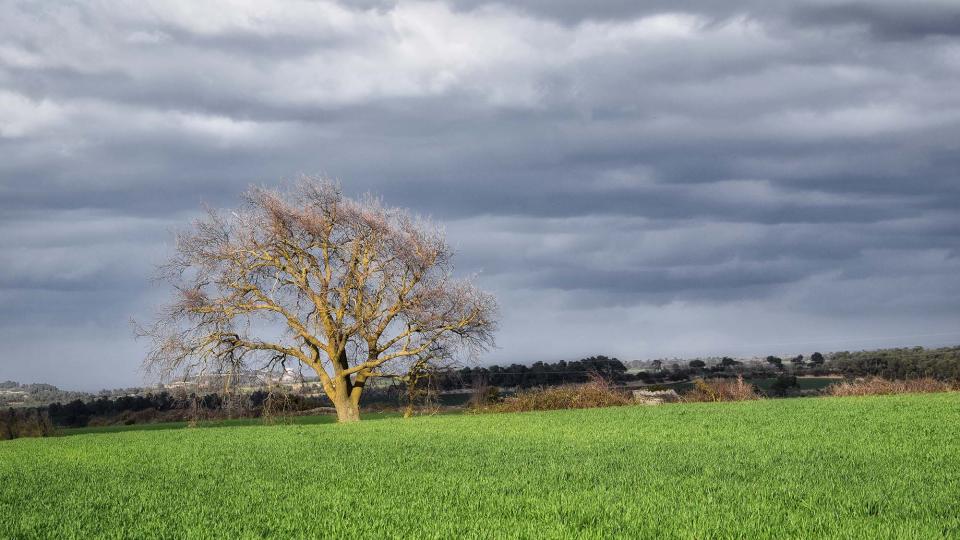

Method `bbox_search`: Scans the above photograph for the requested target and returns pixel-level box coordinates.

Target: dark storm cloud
[450,0,960,41]
[1,0,958,388]
[792,2,960,41]
[444,0,806,25]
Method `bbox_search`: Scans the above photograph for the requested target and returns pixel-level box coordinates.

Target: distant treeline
[453,356,631,389]
[447,356,805,390]
[448,346,960,389]
[828,346,960,380]
[450,354,820,389]
[46,390,332,428]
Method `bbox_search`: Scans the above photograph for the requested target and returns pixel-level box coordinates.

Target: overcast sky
[2,0,959,390]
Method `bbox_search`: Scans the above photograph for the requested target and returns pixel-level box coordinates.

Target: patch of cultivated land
[3,394,959,538]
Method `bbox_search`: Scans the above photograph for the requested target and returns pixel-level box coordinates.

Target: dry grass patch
[684,376,761,403]
[476,377,633,413]
[827,377,956,397]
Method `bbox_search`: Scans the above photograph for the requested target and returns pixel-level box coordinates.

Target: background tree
[580,355,627,381]
[138,178,497,422]
[810,352,825,366]
[769,375,799,396]
[396,358,457,418]
[689,359,706,369]
[720,357,741,368]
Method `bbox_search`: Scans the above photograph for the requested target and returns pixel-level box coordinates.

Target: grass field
[3,393,959,538]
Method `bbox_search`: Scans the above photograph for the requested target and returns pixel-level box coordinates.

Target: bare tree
[137,177,497,422]
[397,357,458,418]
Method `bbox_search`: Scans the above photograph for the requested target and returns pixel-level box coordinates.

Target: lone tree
[138,178,497,422]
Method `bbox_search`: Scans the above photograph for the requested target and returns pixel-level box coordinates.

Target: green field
[3,394,959,538]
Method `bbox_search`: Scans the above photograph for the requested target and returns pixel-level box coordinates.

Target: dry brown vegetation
[827,377,956,397]
[475,377,633,414]
[683,376,762,403]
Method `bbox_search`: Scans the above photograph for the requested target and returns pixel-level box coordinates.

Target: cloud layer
[2,0,959,389]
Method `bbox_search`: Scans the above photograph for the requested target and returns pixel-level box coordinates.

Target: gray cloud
[792,2,960,41]
[1,0,958,389]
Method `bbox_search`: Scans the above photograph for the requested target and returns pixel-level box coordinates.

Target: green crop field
[2,394,959,538]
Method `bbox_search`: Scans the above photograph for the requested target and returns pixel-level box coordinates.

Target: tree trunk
[332,381,361,423]
[334,397,360,422]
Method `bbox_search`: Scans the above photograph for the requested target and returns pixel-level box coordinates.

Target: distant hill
[0,381,92,408]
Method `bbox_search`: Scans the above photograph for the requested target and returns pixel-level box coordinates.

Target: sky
[1,0,959,390]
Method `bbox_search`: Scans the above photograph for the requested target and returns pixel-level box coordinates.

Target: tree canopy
[138,178,497,421]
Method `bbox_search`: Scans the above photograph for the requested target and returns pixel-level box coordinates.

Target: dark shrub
[1,408,54,440]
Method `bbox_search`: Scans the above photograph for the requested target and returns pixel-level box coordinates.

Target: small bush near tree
[769,375,799,396]
[684,376,761,403]
[0,408,54,440]
[475,376,632,414]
